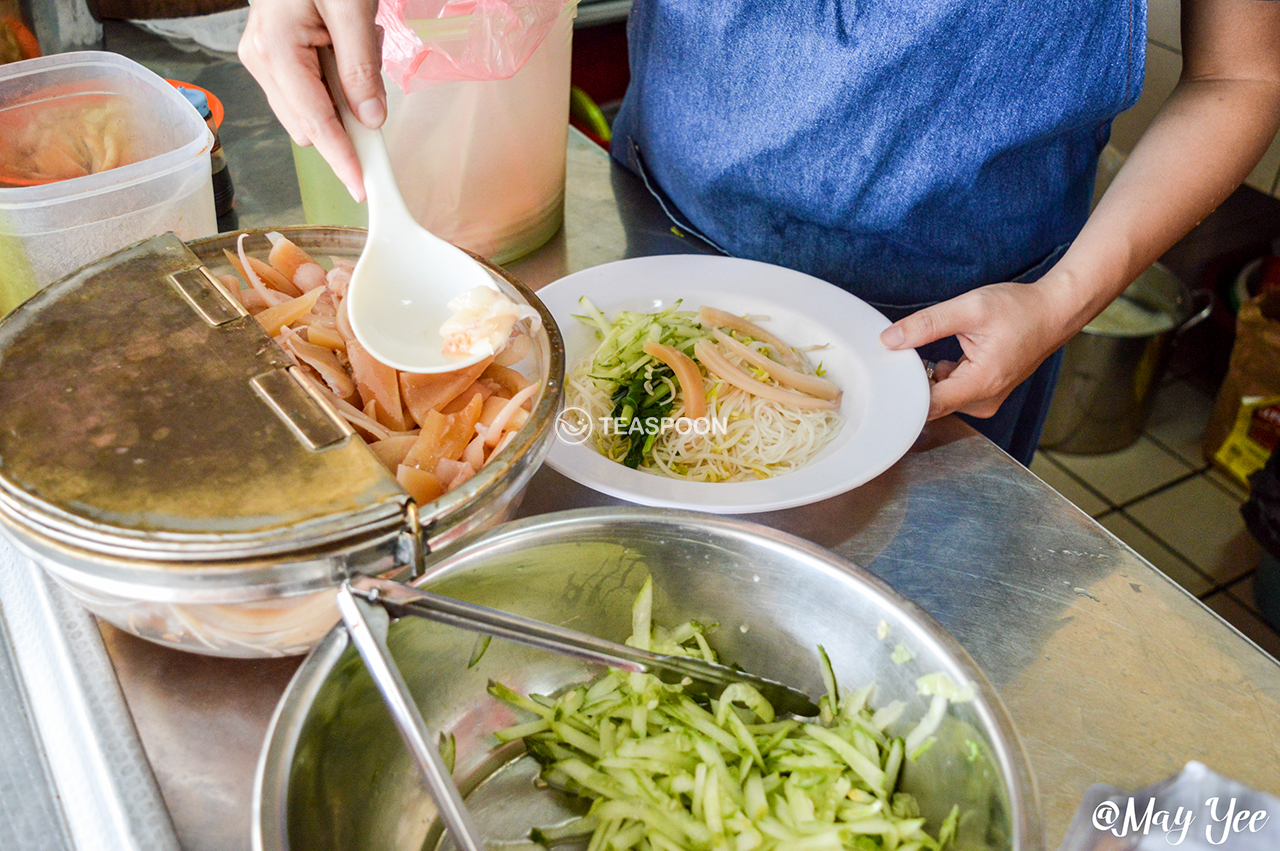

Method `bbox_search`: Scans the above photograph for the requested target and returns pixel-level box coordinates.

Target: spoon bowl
[319,47,499,373]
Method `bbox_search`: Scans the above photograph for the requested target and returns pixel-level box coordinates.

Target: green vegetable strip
[490,583,962,851]
[468,634,492,668]
[493,718,552,743]
[882,739,905,798]
[531,817,599,846]
[802,725,886,795]
[631,578,653,652]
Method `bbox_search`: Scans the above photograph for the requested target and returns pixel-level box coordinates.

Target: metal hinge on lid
[250,367,352,451]
[166,266,247,326]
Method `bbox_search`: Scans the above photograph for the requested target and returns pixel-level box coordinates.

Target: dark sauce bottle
[176,85,234,218]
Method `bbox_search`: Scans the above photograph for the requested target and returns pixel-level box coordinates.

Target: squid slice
[302,322,346,352]
[347,339,410,431]
[400,357,493,426]
[492,330,532,367]
[643,341,707,420]
[304,380,390,441]
[397,464,445,506]
[480,364,532,399]
[698,306,805,369]
[229,241,289,307]
[367,435,417,472]
[462,432,487,469]
[435,458,476,491]
[483,382,540,447]
[326,266,352,299]
[710,329,841,402]
[254,286,325,337]
[266,232,319,282]
[441,382,493,414]
[283,330,357,401]
[693,340,841,410]
[404,393,483,472]
[248,256,302,297]
[291,262,328,293]
[479,393,527,435]
[440,286,541,358]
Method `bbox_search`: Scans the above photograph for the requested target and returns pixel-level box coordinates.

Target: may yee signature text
[1092,796,1269,846]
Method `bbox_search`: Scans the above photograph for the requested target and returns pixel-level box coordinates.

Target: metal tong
[347,573,820,717]
[334,574,820,851]
[335,585,488,851]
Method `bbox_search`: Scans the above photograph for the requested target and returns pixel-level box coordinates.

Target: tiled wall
[1107,0,1280,196]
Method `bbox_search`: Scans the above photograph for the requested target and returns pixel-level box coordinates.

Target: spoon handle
[317,46,416,236]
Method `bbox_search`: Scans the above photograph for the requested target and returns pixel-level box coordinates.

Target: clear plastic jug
[292,0,576,265]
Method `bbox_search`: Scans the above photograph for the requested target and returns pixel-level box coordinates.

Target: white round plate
[539,255,930,513]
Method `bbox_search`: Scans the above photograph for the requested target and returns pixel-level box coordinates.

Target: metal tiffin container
[0,228,563,658]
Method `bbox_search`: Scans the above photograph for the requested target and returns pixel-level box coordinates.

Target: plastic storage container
[0,51,217,317]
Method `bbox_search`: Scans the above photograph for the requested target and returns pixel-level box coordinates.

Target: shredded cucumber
[571,298,712,469]
[573,297,710,381]
[490,578,962,851]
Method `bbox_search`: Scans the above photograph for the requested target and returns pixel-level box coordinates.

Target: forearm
[879,0,1280,423]
[1040,75,1280,336]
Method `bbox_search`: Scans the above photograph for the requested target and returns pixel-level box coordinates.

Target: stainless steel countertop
[83,20,1280,851]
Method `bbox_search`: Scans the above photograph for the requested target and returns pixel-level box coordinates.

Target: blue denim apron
[610,0,1146,464]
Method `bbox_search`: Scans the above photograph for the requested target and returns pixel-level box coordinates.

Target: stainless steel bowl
[0,227,563,658]
[254,508,1042,851]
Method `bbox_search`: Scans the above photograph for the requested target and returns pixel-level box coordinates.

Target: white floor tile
[1207,466,1252,502]
[1099,512,1215,597]
[1145,379,1215,467]
[1047,436,1197,506]
[1226,572,1261,615]
[1126,475,1263,585]
[1203,590,1280,662]
[1030,453,1111,517]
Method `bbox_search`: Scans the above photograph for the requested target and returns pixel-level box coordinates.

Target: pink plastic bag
[377,0,569,92]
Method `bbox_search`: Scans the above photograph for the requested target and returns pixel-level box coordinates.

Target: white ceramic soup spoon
[318,47,499,373]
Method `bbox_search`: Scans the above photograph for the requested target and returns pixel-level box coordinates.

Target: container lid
[1084,264,1183,338]
[0,233,409,562]
[176,85,212,121]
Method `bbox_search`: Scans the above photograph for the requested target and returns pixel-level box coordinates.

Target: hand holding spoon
[318,47,500,374]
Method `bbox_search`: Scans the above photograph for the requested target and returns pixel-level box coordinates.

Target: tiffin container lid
[0,233,408,564]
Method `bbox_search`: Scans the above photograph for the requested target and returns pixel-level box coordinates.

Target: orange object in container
[169,79,235,217]
[0,51,216,316]
[0,14,39,65]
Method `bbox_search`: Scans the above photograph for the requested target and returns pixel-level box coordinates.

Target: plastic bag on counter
[377,0,571,92]
[1204,289,1280,487]
[1057,762,1279,851]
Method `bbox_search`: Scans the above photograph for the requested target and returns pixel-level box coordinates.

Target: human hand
[238,0,384,201]
[878,278,1079,421]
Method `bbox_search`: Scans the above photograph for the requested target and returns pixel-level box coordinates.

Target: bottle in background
[173,82,235,218]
